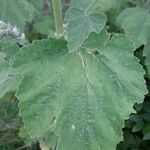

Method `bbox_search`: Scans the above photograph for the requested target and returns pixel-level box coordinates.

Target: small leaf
[141,113,150,122]
[143,35,150,78]
[65,0,107,52]
[0,27,24,100]
[117,7,150,48]
[34,17,54,36]
[0,33,20,62]
[69,0,122,12]
[132,121,144,132]
[27,0,55,35]
[0,52,23,100]
[0,0,38,31]
[143,101,150,113]
[143,123,150,140]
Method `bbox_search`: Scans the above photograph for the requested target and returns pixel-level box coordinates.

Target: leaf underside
[12,36,147,150]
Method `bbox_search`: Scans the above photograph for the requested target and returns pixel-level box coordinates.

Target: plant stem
[52,0,63,34]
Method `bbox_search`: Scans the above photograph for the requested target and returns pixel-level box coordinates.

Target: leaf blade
[0,0,38,31]
[65,1,107,52]
[12,36,147,149]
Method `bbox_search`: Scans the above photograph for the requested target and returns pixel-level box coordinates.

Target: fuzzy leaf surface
[26,0,55,35]
[0,52,23,100]
[117,7,150,47]
[13,36,147,150]
[0,27,24,99]
[143,35,150,77]
[0,0,38,31]
[69,0,122,12]
[82,28,109,51]
[0,31,22,62]
[65,0,107,52]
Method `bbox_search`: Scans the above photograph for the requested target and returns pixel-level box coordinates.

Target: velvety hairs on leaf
[0,0,150,150]
[12,35,147,150]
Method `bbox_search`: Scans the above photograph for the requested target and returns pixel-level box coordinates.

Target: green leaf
[0,52,23,100]
[117,7,150,48]
[26,0,45,12]
[143,101,150,113]
[132,121,144,132]
[39,131,58,150]
[143,123,150,140]
[27,0,55,35]
[12,35,147,150]
[69,0,122,12]
[34,16,55,36]
[27,0,52,13]
[0,35,20,62]
[65,0,107,52]
[143,35,150,77]
[82,28,110,51]
[0,0,38,31]
[19,126,31,143]
[0,25,24,100]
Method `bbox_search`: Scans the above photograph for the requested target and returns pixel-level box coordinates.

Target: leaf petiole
[52,0,64,34]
